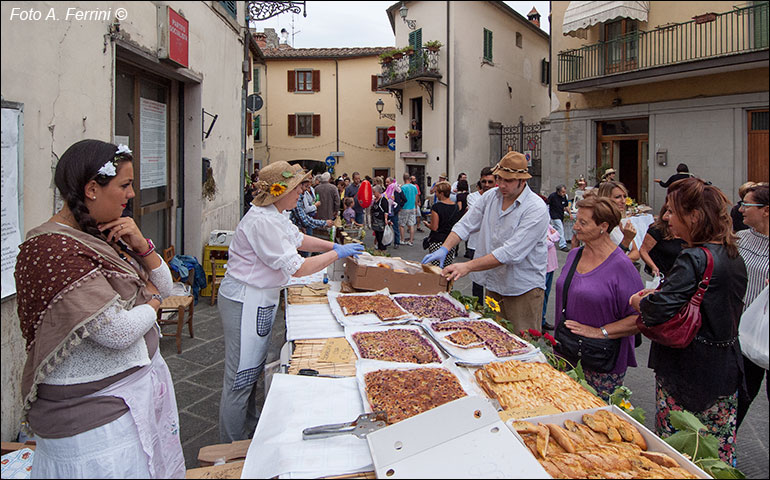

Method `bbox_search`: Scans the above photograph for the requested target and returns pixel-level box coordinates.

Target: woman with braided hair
[14,139,185,478]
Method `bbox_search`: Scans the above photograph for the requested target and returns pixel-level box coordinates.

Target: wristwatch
[150,294,163,304]
[601,326,609,338]
[619,243,630,253]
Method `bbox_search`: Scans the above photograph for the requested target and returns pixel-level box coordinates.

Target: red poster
[168,7,188,67]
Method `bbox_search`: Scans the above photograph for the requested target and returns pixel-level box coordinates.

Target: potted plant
[379,51,393,64]
[392,48,404,60]
[425,40,443,52]
[403,45,415,56]
[405,128,420,138]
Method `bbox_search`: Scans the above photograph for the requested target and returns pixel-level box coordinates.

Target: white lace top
[42,256,173,385]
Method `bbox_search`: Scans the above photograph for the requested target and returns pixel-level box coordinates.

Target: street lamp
[375,98,396,121]
[399,2,417,30]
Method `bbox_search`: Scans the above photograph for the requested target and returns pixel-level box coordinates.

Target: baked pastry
[364,367,467,424]
[431,320,531,357]
[352,329,441,364]
[394,295,469,320]
[336,294,408,321]
[445,329,484,348]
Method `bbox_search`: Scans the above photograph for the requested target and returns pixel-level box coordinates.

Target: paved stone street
[161,228,768,477]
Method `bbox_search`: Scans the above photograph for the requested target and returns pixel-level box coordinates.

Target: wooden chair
[208,249,228,305]
[156,245,194,354]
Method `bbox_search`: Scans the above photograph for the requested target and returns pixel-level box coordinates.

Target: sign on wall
[1,105,23,299]
[140,98,168,189]
[158,6,189,68]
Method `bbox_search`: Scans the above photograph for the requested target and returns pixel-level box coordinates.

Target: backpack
[394,188,408,209]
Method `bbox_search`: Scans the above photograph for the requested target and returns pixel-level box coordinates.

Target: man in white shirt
[421,151,548,333]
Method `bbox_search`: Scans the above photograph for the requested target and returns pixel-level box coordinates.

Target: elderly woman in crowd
[218,162,363,443]
[554,196,643,400]
[598,181,641,263]
[631,178,747,466]
[735,183,769,427]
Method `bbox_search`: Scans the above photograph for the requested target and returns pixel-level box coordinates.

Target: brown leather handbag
[636,247,713,348]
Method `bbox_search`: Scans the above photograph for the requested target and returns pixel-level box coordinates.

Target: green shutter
[483,28,493,62]
[253,69,260,93]
[409,28,422,49]
[254,115,260,141]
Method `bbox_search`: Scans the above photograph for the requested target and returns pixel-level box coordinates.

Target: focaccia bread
[431,320,531,357]
[394,295,469,320]
[352,329,441,364]
[445,329,484,348]
[364,367,467,424]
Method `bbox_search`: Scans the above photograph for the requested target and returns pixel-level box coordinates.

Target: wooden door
[747,109,769,182]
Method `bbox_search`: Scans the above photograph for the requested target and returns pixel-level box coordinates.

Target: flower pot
[392,52,404,60]
[693,12,717,24]
[426,46,440,52]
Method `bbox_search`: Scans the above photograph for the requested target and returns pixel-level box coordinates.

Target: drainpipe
[445,1,450,178]
[177,82,185,253]
[335,59,339,154]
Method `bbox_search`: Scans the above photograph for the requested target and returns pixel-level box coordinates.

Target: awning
[563,1,650,38]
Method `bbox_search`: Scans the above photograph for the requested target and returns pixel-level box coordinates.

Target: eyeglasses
[738,201,765,208]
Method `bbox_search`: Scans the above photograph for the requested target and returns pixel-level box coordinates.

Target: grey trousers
[218,295,265,443]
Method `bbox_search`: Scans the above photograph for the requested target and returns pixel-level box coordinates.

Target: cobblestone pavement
[162,228,768,476]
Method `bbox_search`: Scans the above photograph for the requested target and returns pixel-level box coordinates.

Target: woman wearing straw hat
[595,167,616,188]
[217,161,364,442]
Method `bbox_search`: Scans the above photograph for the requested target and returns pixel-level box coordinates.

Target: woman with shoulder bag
[630,178,748,466]
[554,196,643,401]
[371,185,390,251]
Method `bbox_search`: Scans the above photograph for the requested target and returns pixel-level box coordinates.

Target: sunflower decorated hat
[252,161,311,207]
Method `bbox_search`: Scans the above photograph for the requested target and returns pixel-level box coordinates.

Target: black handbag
[554,247,621,373]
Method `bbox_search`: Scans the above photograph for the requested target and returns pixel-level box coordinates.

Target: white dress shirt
[219,204,305,302]
[451,185,549,296]
[465,190,483,251]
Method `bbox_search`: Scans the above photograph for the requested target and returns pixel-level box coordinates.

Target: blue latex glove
[421,246,449,268]
[333,242,365,259]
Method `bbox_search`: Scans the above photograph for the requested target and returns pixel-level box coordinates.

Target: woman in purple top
[554,196,643,400]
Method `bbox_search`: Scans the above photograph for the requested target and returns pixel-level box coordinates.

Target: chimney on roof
[527,7,541,28]
[263,28,280,49]
[253,31,267,49]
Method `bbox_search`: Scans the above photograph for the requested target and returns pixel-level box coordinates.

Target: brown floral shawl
[15,222,154,415]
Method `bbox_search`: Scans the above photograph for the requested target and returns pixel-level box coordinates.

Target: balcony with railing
[380,47,442,88]
[557,3,769,92]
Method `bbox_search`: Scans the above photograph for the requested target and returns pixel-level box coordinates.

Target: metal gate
[492,118,543,193]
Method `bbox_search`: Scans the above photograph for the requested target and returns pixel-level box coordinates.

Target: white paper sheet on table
[241,374,373,479]
[285,302,344,340]
[283,267,327,287]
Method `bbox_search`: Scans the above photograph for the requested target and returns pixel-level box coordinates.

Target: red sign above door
[167,7,189,68]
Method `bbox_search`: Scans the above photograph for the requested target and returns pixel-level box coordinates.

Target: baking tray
[344,324,445,364]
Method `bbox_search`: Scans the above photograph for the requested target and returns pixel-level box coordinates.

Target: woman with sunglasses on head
[630,178,748,466]
[15,139,184,478]
[598,181,641,264]
[735,183,769,428]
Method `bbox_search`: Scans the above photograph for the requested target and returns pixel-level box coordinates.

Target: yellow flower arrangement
[269,182,287,197]
[625,197,633,206]
[484,296,501,313]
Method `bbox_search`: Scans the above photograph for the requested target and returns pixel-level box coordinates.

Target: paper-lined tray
[328,288,412,327]
[354,358,482,424]
[344,324,445,364]
[419,317,540,365]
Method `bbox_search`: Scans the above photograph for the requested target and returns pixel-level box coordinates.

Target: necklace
[53,211,78,229]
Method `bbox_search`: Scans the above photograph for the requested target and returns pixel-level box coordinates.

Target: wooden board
[287,338,357,377]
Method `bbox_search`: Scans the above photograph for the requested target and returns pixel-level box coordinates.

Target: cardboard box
[343,255,450,294]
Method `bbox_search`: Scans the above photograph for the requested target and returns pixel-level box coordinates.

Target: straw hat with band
[602,168,617,180]
[252,161,312,207]
[491,151,531,180]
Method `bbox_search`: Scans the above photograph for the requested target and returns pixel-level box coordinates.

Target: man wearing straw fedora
[421,151,549,333]
[217,161,364,442]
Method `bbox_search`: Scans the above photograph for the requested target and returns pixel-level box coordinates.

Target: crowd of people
[13,138,768,477]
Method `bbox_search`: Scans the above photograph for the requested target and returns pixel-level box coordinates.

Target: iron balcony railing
[557,3,769,84]
[380,47,441,87]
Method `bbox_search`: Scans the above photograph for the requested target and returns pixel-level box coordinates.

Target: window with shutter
[312,114,321,136]
[253,68,260,93]
[254,114,261,142]
[540,59,550,85]
[409,29,422,70]
[295,114,313,136]
[376,127,388,147]
[483,28,493,62]
[516,32,522,48]
[288,114,296,136]
[295,70,313,92]
[219,1,237,19]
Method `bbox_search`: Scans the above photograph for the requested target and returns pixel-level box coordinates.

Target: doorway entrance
[406,164,426,208]
[115,62,175,252]
[597,118,649,204]
[747,109,768,183]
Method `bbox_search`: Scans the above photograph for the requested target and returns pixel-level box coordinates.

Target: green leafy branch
[663,410,744,479]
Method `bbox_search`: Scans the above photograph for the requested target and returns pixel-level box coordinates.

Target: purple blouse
[554,248,644,374]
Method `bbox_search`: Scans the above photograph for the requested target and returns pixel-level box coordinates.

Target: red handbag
[636,247,713,348]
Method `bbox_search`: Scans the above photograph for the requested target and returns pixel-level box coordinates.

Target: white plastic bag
[645,274,661,290]
[382,224,394,246]
[169,281,192,297]
[739,285,769,370]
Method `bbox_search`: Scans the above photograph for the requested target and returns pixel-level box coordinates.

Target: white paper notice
[1,108,22,298]
[139,98,167,189]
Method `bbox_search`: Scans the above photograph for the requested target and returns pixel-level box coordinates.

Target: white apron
[233,285,281,390]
